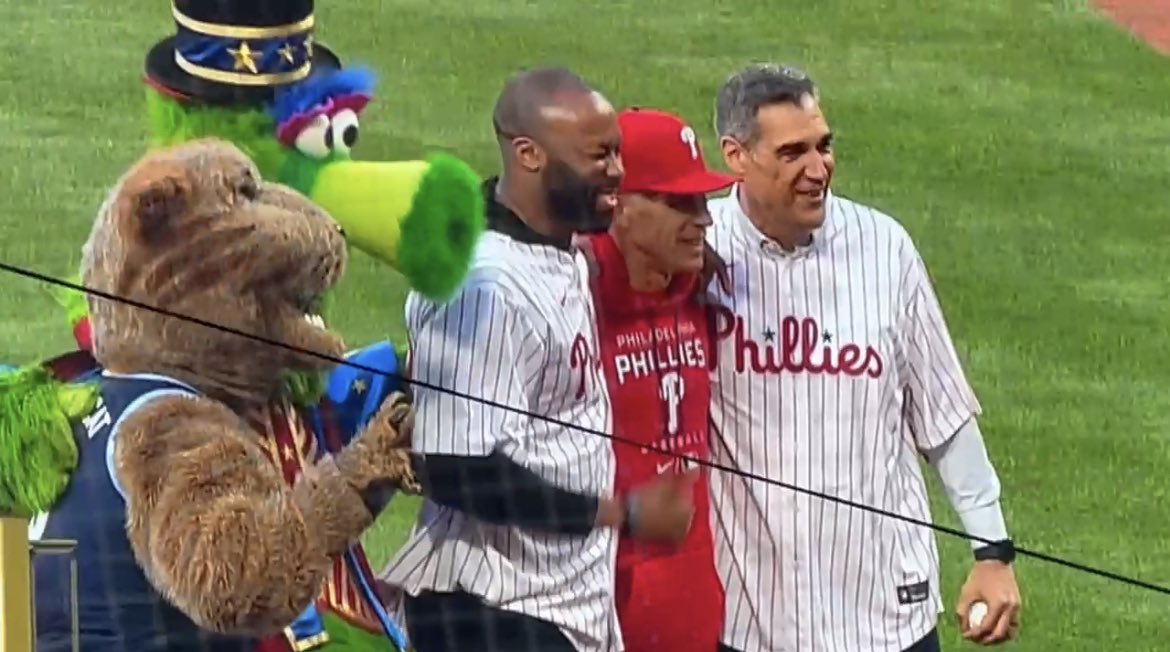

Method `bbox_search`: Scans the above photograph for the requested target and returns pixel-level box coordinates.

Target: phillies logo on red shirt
[710,306,883,377]
[570,333,601,399]
[659,371,684,436]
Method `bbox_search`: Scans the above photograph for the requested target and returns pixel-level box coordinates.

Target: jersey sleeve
[895,242,982,451]
[405,283,533,457]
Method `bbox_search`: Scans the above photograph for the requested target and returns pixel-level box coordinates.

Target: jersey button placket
[781,454,802,651]
[758,233,805,650]
[794,495,813,652]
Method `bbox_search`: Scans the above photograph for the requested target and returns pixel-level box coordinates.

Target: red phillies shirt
[583,232,714,568]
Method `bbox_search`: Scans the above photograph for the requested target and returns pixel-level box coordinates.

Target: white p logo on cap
[679,126,698,159]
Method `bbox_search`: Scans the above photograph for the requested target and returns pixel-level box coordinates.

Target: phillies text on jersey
[705,188,981,652]
[587,232,715,554]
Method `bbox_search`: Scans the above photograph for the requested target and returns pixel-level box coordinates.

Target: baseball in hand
[968,601,988,628]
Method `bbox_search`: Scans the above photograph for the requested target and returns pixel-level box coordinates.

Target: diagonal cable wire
[1,259,1168,596]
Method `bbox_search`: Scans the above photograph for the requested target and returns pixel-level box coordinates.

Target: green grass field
[3,0,1169,649]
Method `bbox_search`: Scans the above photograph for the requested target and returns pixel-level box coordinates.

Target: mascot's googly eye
[294,114,332,159]
[330,109,360,155]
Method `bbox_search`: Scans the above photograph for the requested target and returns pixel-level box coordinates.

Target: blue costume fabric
[32,343,406,652]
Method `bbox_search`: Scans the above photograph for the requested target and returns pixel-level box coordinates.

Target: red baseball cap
[618,107,736,195]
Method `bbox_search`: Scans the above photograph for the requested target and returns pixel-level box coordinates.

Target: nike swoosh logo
[656,461,673,475]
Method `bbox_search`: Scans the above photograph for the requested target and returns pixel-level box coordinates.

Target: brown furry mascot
[26,139,419,652]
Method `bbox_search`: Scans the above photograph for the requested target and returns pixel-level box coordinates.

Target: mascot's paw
[336,391,421,509]
[372,390,414,449]
[0,365,96,516]
[396,153,485,302]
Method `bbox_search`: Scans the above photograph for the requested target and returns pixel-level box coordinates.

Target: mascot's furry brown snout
[83,138,350,404]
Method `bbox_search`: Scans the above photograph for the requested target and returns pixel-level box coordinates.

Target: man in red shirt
[579,107,735,652]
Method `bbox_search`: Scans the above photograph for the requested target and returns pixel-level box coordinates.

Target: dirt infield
[1093,0,1170,53]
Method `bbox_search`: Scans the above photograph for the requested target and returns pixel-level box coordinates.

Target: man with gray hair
[702,63,1023,652]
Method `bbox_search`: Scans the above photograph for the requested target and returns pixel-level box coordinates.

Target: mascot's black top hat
[145,0,342,106]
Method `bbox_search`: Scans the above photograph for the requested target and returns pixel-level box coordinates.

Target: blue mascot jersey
[32,342,406,652]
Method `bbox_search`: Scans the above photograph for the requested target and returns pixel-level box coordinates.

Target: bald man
[489,66,623,233]
[379,67,696,652]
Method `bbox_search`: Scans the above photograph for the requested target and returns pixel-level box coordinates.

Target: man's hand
[955,560,1021,645]
[627,468,699,543]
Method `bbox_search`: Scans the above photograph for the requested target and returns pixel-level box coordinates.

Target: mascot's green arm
[291,154,486,302]
[0,365,96,516]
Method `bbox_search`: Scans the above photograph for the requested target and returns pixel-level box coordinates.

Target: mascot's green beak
[142,88,486,302]
[302,154,484,301]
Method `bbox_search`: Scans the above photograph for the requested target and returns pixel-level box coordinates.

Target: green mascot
[54,0,484,365]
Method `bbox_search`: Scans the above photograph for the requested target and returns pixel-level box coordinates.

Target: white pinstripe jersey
[704,188,981,652]
[378,230,620,652]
